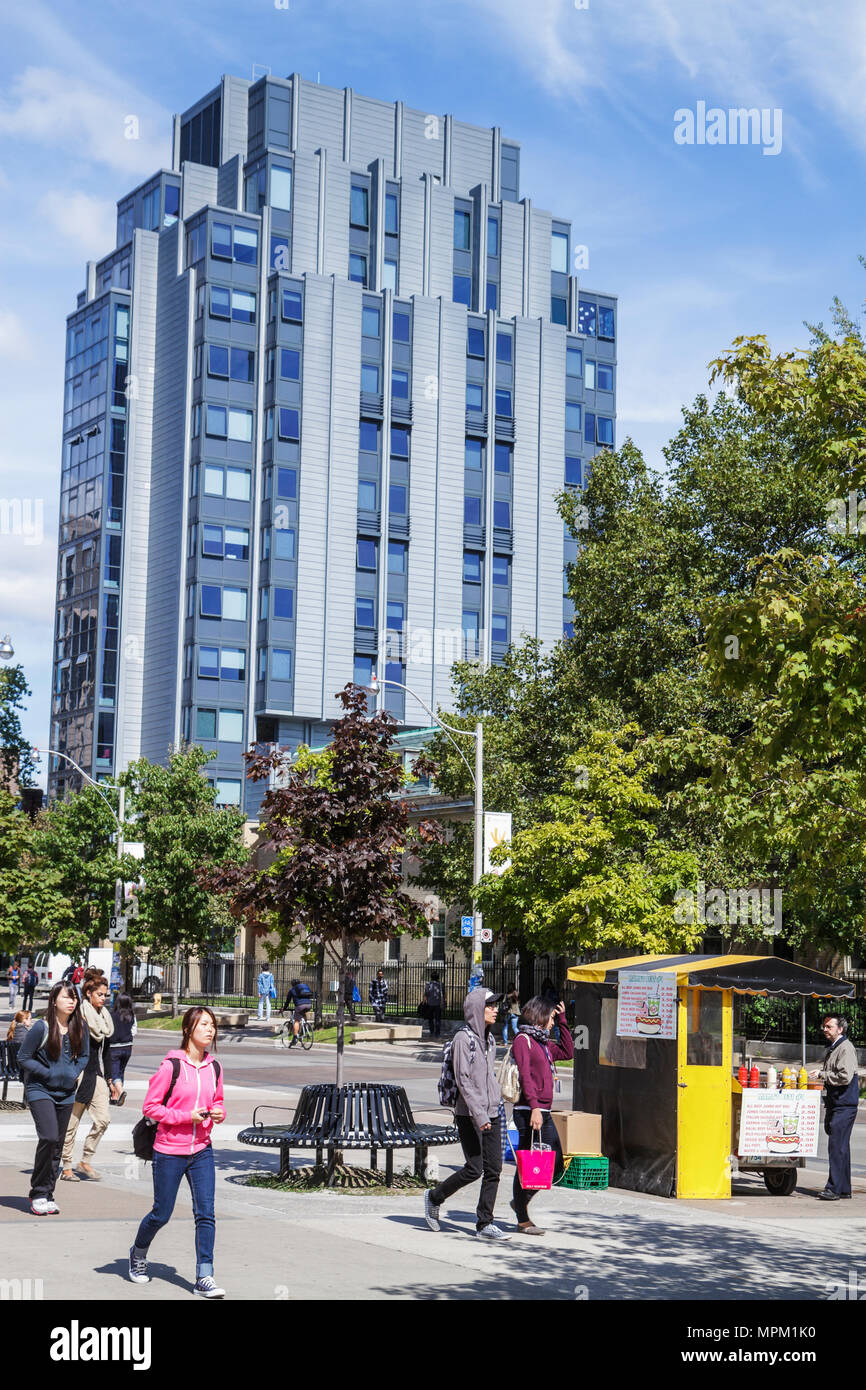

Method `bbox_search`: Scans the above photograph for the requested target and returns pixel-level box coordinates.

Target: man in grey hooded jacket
[424,989,511,1240]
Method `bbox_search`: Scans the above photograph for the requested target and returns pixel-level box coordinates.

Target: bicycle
[276,1014,314,1051]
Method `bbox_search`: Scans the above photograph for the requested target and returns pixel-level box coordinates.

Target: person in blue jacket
[257,965,276,1021]
[16,983,89,1215]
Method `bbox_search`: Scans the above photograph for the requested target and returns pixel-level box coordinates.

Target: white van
[32,947,115,993]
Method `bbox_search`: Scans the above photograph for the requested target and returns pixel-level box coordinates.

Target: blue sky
[2,0,865,773]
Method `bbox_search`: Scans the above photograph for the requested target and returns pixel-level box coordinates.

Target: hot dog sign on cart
[616,971,677,1039]
[737,1088,820,1159]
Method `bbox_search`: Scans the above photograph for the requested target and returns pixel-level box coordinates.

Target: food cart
[567,954,854,1199]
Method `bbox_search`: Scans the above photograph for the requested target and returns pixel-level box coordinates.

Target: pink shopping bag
[513,1134,556,1191]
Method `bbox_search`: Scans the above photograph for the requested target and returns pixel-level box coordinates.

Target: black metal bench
[0,1040,22,1104]
[238,1082,459,1186]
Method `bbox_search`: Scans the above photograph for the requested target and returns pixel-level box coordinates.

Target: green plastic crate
[557,1154,608,1190]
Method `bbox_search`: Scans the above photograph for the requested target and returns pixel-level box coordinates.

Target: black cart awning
[567,954,854,998]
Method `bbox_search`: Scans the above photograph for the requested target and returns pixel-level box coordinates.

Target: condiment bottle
[766,1064,777,1090]
[798,1066,808,1090]
[749,1065,760,1088]
[782,1066,793,1089]
[738,1065,748,1088]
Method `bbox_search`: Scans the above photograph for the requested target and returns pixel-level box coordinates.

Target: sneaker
[30,1198,52,1216]
[288,1038,298,1048]
[128,1247,150,1284]
[475,1223,512,1242]
[44,1199,60,1215]
[818,1189,842,1202]
[424,1189,441,1232]
[193,1276,225,1299]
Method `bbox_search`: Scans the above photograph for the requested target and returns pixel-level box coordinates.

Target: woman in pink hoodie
[128,1006,226,1298]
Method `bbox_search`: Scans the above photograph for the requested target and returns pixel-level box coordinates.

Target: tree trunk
[335,930,347,1089]
[314,940,325,1029]
[171,941,180,1018]
[518,951,535,1008]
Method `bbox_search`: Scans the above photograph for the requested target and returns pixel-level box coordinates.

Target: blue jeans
[134,1145,216,1278]
[503,1014,519,1043]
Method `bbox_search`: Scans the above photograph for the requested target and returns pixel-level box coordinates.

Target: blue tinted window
[391,426,409,458]
[551,297,568,326]
[578,300,596,336]
[272,649,293,681]
[356,598,375,628]
[354,655,373,687]
[492,555,510,586]
[212,222,232,259]
[567,346,583,376]
[597,364,613,391]
[598,306,615,340]
[351,185,369,228]
[494,444,511,474]
[385,193,398,235]
[278,408,299,440]
[453,274,472,307]
[276,467,296,499]
[462,610,479,637]
[198,647,219,679]
[385,660,403,687]
[206,405,227,438]
[359,421,379,452]
[487,216,499,257]
[280,348,300,379]
[467,328,485,358]
[233,226,258,264]
[465,438,483,469]
[201,585,221,617]
[495,388,512,417]
[362,306,380,337]
[393,311,410,343]
[463,552,482,583]
[464,496,482,525]
[230,347,254,381]
[208,344,229,376]
[361,364,380,393]
[282,289,302,321]
[563,621,575,640]
[493,500,510,528]
[496,334,512,364]
[597,416,614,446]
[389,484,407,514]
[357,538,377,569]
[203,525,222,558]
[274,588,294,620]
[492,613,509,644]
[454,210,471,250]
[565,403,582,431]
[486,282,498,312]
[386,601,404,629]
[224,527,249,561]
[466,383,483,410]
[274,528,295,560]
[565,456,582,487]
[210,286,230,319]
[388,541,407,574]
[349,253,367,285]
[584,411,596,442]
[358,480,376,510]
[391,369,409,399]
[196,708,216,740]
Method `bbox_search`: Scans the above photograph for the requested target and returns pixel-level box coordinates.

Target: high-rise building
[49,73,617,816]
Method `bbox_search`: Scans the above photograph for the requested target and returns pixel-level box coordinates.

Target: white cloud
[37,190,117,256]
[0,310,34,359]
[0,66,168,176]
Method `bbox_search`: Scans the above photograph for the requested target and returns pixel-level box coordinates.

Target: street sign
[108,915,128,942]
[460,915,474,938]
[480,928,493,944]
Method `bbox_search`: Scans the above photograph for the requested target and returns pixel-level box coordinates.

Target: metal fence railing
[733,993,865,1046]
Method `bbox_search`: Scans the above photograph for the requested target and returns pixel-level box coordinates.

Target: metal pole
[472,720,483,973]
[801,996,806,1069]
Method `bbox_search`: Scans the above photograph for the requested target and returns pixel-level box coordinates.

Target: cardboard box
[550,1111,602,1156]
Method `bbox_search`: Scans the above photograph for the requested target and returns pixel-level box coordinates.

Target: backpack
[72,966,84,985]
[437,1026,476,1108]
[131,1058,222,1161]
[426,981,442,1008]
[497,1039,523,1104]
[293,981,311,1000]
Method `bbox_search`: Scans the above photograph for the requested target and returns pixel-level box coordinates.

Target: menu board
[616,971,677,1040]
[737,1089,820,1158]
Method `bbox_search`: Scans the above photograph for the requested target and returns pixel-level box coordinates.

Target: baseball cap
[483,990,504,1006]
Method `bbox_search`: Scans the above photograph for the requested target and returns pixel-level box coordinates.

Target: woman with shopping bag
[510,995,574,1235]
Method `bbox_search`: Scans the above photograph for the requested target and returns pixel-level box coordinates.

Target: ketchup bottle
[749,1065,760,1088]
[738,1065,748,1088]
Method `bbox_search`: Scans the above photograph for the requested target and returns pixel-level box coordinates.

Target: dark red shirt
[513,1020,574,1110]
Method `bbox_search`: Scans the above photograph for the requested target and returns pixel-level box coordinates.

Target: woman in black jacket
[17,984,89,1215]
[60,975,121,1181]
[109,993,137,1106]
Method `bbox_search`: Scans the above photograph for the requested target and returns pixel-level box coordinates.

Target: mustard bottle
[798,1066,808,1090]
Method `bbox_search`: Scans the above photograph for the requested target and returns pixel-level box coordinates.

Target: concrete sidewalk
[1,1081,864,1302]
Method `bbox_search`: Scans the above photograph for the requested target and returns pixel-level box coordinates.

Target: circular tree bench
[238,1082,459,1187]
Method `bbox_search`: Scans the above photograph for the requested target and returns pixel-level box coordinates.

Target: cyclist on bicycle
[283,979,312,1047]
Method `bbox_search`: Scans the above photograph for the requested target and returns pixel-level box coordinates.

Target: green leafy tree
[0,792,72,952]
[209,686,442,1086]
[121,747,248,1016]
[0,666,37,787]
[473,727,700,956]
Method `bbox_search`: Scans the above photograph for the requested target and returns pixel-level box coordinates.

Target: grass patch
[244,1166,430,1194]
[268,1025,362,1046]
[137,1015,186,1030]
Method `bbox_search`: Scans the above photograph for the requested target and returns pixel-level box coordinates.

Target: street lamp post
[39,747,126,902]
[368,675,486,976]
[0,635,14,661]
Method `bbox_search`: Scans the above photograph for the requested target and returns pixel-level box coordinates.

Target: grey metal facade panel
[450,120,494,196]
[293,275,335,719]
[431,299,468,716]
[528,206,553,318]
[181,164,218,222]
[428,184,455,302]
[401,107,445,185]
[536,322,567,650]
[139,224,190,762]
[322,277,363,718]
[296,80,344,158]
[510,318,542,644]
[397,179,425,299]
[350,93,396,173]
[321,161,351,279]
[221,76,251,163]
[217,154,242,211]
[499,200,526,319]
[404,296,440,716]
[291,153,321,275]
[115,231,159,770]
